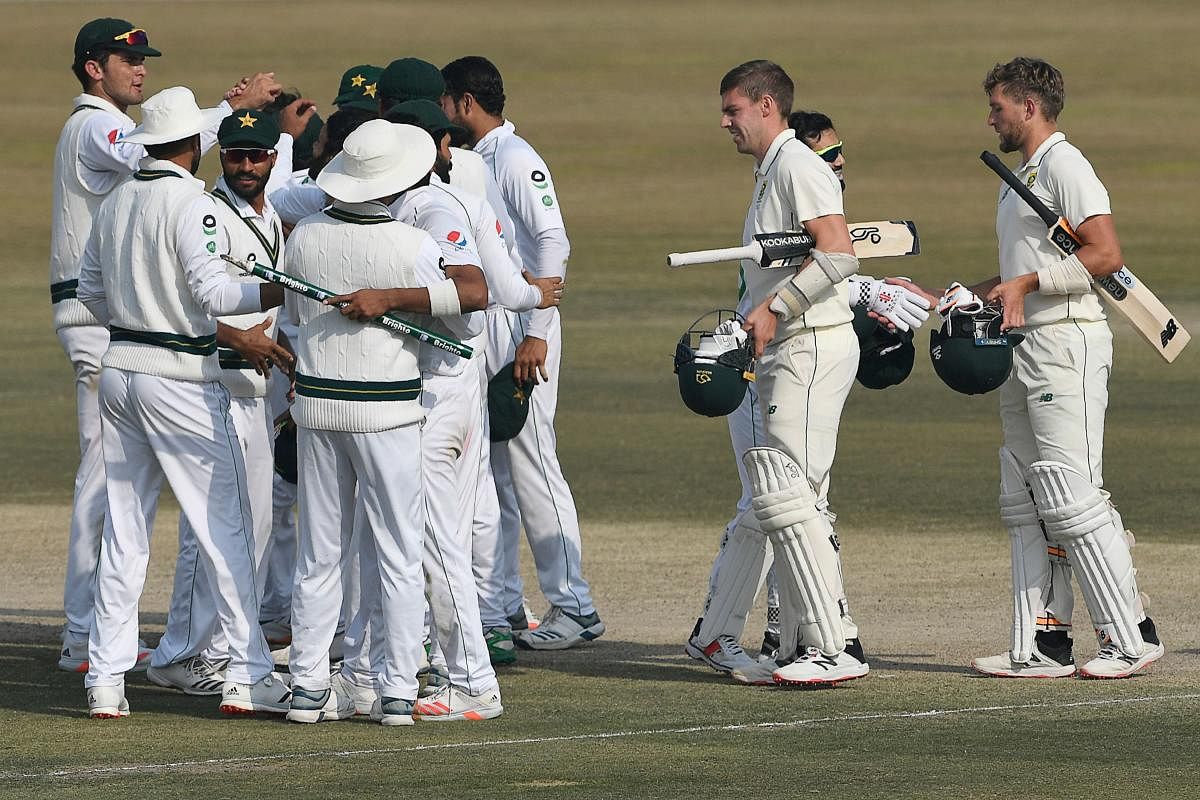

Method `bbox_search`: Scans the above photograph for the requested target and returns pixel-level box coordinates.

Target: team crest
[694,370,712,384]
[1026,170,1038,188]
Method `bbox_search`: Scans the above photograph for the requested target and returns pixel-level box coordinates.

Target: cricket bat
[666,220,919,269]
[981,151,1189,363]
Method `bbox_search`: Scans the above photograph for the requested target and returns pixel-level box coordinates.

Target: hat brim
[122,106,229,145]
[316,126,435,203]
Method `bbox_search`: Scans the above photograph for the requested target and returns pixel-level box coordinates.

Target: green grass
[2,1,1199,797]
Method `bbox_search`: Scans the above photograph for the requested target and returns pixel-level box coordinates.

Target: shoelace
[1095,644,1131,662]
[716,635,747,657]
[539,606,564,628]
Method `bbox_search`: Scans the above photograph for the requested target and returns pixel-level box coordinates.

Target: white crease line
[6,693,1199,781]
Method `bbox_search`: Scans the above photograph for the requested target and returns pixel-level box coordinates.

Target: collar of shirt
[214,176,278,226]
[473,118,515,156]
[755,128,796,179]
[73,92,134,125]
[138,157,205,189]
[1018,130,1066,173]
[331,199,391,219]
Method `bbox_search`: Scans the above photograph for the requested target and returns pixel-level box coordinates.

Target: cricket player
[146,108,293,696]
[441,56,604,649]
[51,16,280,673]
[76,86,291,718]
[950,57,1163,679]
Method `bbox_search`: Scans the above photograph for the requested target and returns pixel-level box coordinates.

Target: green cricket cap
[74,18,162,65]
[333,65,382,111]
[217,109,281,149]
[379,58,445,103]
[383,99,466,141]
[487,362,535,442]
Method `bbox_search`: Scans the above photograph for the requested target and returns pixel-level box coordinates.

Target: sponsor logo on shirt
[108,129,121,144]
[202,214,217,235]
[446,230,470,249]
[495,219,505,239]
[541,195,554,207]
[531,170,548,189]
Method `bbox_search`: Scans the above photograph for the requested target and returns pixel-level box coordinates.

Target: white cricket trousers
[486,308,595,617]
[470,354,509,629]
[55,324,110,640]
[151,395,275,667]
[290,425,425,699]
[85,368,273,687]
[260,474,297,622]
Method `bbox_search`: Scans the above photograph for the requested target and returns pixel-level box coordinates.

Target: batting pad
[743,447,844,656]
[999,448,1052,661]
[698,512,769,644]
[1028,460,1143,657]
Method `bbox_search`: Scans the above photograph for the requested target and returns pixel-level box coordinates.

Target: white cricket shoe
[87,685,129,719]
[413,684,503,722]
[685,634,760,675]
[286,682,356,724]
[370,696,416,726]
[219,672,292,715]
[773,645,869,686]
[516,606,605,650]
[1079,642,1165,679]
[332,671,376,715]
[146,656,226,695]
[730,659,779,686]
[972,647,1076,679]
[60,637,152,674]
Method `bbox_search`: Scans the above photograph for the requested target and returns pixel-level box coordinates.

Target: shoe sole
[1078,645,1165,679]
[414,706,504,722]
[88,710,128,719]
[286,708,353,723]
[730,672,776,686]
[221,702,289,716]
[773,666,870,687]
[379,714,414,726]
[970,663,1076,679]
[517,622,606,651]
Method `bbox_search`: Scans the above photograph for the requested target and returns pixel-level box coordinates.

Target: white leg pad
[697,512,769,644]
[743,447,844,656]
[1028,460,1143,657]
[999,447,1053,662]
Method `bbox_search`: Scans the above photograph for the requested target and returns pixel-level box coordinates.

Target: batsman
[944,57,1164,679]
[707,60,867,686]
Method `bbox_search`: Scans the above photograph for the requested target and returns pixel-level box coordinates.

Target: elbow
[459,278,488,312]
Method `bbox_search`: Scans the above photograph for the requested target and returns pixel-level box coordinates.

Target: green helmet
[851,305,915,390]
[929,304,1024,395]
[673,310,755,417]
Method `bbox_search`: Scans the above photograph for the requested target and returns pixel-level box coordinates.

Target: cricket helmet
[928,304,1024,395]
[852,305,915,390]
[673,309,756,417]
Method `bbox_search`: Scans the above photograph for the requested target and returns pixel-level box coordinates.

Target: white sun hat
[122,86,230,145]
[317,120,435,203]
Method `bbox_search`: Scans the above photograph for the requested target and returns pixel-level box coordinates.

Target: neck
[469,115,503,146]
[247,194,265,215]
[753,122,789,166]
[86,86,127,114]
[1020,123,1058,162]
[164,152,195,174]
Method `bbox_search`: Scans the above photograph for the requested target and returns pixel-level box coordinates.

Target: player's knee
[1026,459,1109,540]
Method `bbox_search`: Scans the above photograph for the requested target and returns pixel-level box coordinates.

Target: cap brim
[337,97,382,112]
[122,106,229,145]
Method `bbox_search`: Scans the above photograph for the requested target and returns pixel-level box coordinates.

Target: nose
[833,153,845,169]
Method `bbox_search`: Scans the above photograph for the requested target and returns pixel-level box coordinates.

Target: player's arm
[217,320,293,377]
[178,195,284,315]
[500,152,569,336]
[77,113,143,178]
[76,224,110,324]
[477,204,557,311]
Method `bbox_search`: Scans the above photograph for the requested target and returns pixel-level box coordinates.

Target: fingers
[538,362,550,383]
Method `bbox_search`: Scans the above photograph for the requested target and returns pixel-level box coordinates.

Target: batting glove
[936,281,984,317]
[849,276,931,332]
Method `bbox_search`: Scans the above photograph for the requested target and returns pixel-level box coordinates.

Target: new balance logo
[1161,319,1179,348]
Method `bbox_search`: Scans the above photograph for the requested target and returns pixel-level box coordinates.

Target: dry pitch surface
[3,1,1199,798]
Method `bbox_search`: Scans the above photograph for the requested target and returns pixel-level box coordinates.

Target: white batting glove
[936,281,984,317]
[849,276,931,332]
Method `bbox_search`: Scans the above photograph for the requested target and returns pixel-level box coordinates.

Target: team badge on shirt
[446,230,470,249]
[1026,170,1038,188]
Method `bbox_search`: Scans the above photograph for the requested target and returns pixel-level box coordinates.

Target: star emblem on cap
[238,112,256,128]
[364,82,377,98]
[350,74,366,87]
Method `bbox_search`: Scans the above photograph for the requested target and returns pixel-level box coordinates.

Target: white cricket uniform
[700,129,859,650]
[270,182,327,227]
[995,132,1120,635]
[474,120,596,618]
[260,299,300,626]
[76,158,274,689]
[285,200,443,700]
[50,94,229,647]
[152,178,283,668]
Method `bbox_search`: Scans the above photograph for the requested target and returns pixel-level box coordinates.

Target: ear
[461,93,475,115]
[83,59,105,82]
[1024,96,1038,120]
[760,93,776,118]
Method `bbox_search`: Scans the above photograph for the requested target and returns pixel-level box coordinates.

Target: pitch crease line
[8,693,1200,781]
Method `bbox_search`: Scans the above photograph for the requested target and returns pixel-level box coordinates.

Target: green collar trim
[211,187,281,266]
[323,207,394,225]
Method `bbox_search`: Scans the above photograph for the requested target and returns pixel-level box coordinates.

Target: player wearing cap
[51,17,281,674]
[76,87,292,718]
[441,55,604,650]
[146,109,294,696]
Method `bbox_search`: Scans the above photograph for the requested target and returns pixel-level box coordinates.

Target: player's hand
[228,72,283,110]
[227,319,294,377]
[986,275,1037,331]
[524,271,563,309]
[884,276,939,306]
[936,281,984,317]
[324,289,394,320]
[852,276,930,332]
[514,335,549,384]
[277,98,318,138]
[742,299,778,358]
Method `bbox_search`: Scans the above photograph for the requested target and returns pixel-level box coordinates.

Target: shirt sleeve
[76,223,110,324]
[264,133,294,199]
[477,202,541,312]
[198,100,233,156]
[1044,147,1112,230]
[419,204,482,266]
[77,112,143,188]
[497,147,567,242]
[270,184,328,226]
[525,226,570,338]
[780,151,844,226]
[177,194,262,316]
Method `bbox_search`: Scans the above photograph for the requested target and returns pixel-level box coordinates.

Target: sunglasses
[814,141,843,163]
[220,148,275,164]
[112,28,149,46]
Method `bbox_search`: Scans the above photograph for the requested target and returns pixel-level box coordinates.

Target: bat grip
[667,245,757,268]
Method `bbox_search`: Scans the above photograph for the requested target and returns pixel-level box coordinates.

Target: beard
[226,170,268,201]
[434,155,452,184]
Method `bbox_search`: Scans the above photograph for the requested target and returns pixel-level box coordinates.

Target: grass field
[2,1,1199,797]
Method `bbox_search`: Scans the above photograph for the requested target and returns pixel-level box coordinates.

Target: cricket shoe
[773,639,869,686]
[259,616,292,649]
[286,682,356,724]
[414,684,503,722]
[370,696,416,726]
[146,656,226,696]
[685,634,760,675]
[730,658,780,686]
[1079,619,1165,679]
[484,626,517,665]
[219,672,292,715]
[59,638,152,674]
[759,630,781,661]
[506,600,540,633]
[972,632,1076,678]
[420,664,450,698]
[516,606,605,650]
[87,685,129,719]
[332,671,377,715]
